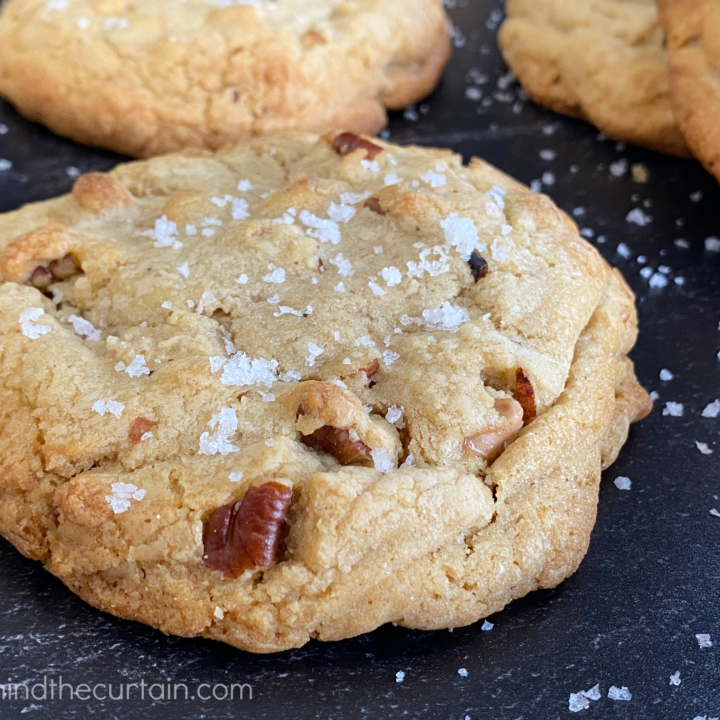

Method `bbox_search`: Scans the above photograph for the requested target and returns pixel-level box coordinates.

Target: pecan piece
[28,253,82,289]
[468,250,489,281]
[29,265,53,290]
[363,197,386,215]
[515,368,537,424]
[128,417,155,444]
[202,481,293,578]
[45,507,60,528]
[465,398,524,463]
[332,132,383,160]
[301,426,373,465]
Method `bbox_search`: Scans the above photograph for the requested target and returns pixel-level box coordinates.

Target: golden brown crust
[0,132,650,652]
[658,0,720,179]
[499,0,691,157]
[0,0,450,157]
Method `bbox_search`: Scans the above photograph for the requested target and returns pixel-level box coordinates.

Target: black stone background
[0,1,719,718]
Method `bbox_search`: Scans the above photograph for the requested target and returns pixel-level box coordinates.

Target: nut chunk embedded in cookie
[203,481,293,578]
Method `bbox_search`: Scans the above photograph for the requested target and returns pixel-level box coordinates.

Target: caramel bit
[465,398,524,463]
[301,426,373,466]
[45,507,60,528]
[468,251,489,281]
[515,368,537,424]
[29,253,81,290]
[128,417,155,444]
[202,481,293,578]
[331,132,383,160]
[363,197,386,215]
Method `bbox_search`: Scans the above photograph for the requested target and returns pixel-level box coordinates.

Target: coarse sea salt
[662,401,684,417]
[115,355,151,378]
[614,476,632,490]
[19,307,52,339]
[607,686,632,701]
[221,352,278,387]
[106,482,146,514]
[92,400,124,419]
[198,407,239,456]
[702,400,720,418]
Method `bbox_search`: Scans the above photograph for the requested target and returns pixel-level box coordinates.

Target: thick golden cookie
[658,0,720,181]
[0,132,651,652]
[499,0,690,157]
[0,0,449,157]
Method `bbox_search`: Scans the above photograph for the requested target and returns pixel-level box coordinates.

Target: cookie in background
[499,0,690,157]
[0,0,450,157]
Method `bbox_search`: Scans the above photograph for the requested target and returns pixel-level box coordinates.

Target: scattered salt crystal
[199,407,239,456]
[210,355,228,372]
[568,693,589,713]
[374,246,384,254]
[399,454,414,468]
[266,294,280,305]
[221,352,277,387]
[607,686,631,701]
[273,305,312,318]
[66,314,101,341]
[705,237,720,253]
[237,179,252,191]
[649,273,668,289]
[383,350,400,365]
[701,400,720,418]
[229,471,243,483]
[659,369,674,381]
[626,208,652,226]
[306,342,324,367]
[202,228,215,237]
[360,160,379,172]
[335,282,345,292]
[140,432,152,441]
[105,482,146,514]
[339,191,371,205]
[614,476,632,490]
[262,265,286,283]
[146,216,182,249]
[669,671,681,686]
[300,210,341,244]
[384,174,402,186]
[385,405,404,428]
[696,441,713,455]
[710,509,720,518]
[539,149,556,161]
[327,202,356,224]
[19,307,52,339]
[440,213,479,260]
[371,448,394,474]
[214,606,224,620]
[457,668,468,677]
[177,262,189,278]
[696,633,712,648]
[617,243,632,259]
[481,620,493,631]
[610,159,628,177]
[662,402,684,417]
[116,355,151,378]
[0,159,12,171]
[420,170,446,187]
[232,198,249,220]
[368,281,386,296]
[395,671,405,683]
[380,266,402,287]
[235,274,248,285]
[92,400,124,419]
[330,253,354,277]
[583,685,601,701]
[422,302,469,332]
[640,267,654,279]
[186,224,197,236]
[265,438,277,447]
[279,370,301,383]
[356,335,375,347]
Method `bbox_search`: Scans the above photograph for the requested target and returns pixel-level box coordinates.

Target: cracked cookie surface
[0,132,651,652]
[0,0,449,157]
[499,0,690,157]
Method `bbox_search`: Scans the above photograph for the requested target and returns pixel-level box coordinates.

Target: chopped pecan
[363,197,386,215]
[465,398,524,463]
[468,251,489,281]
[202,481,293,578]
[303,28,326,45]
[29,265,53,290]
[28,253,82,289]
[331,132,383,160]
[128,417,155,444]
[45,507,60,528]
[515,368,537,424]
[301,426,373,465]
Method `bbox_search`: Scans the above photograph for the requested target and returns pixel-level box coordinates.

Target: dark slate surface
[0,1,719,718]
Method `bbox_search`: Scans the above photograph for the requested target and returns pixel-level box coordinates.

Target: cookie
[0,131,651,652]
[0,1,450,158]
[498,0,690,157]
[658,0,720,181]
